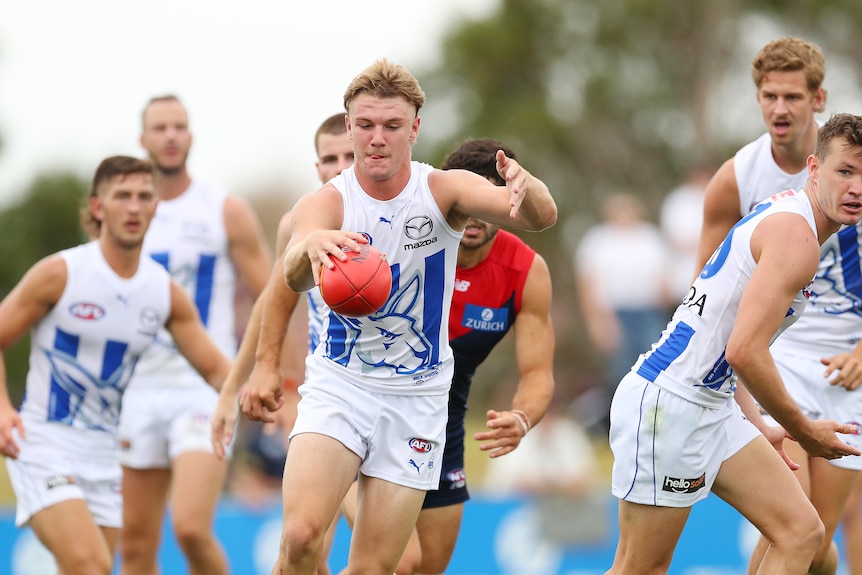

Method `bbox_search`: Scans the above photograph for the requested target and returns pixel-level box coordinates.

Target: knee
[172,517,213,554]
[777,510,825,557]
[59,548,114,575]
[281,518,326,561]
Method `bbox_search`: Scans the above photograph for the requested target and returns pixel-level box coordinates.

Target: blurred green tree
[0,173,87,405]
[414,0,862,409]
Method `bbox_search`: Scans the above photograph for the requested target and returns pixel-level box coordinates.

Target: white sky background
[0,0,498,209]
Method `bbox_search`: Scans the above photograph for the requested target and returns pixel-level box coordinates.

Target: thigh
[712,434,817,540]
[415,503,464,573]
[612,499,691,574]
[29,498,115,571]
[349,474,427,574]
[170,450,228,526]
[121,466,171,533]
[282,432,361,531]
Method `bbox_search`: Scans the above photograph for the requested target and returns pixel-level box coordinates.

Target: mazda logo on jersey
[462,304,508,332]
[404,216,433,240]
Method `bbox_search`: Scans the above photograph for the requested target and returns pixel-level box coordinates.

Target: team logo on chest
[69,302,105,321]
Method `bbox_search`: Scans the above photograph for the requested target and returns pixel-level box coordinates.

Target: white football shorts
[609,371,760,507]
[764,347,862,471]
[6,438,122,528]
[118,384,230,468]
[290,369,447,491]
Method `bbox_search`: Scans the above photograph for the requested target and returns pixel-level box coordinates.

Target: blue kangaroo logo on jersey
[333,273,433,374]
[700,202,770,279]
[42,342,137,431]
[807,226,862,316]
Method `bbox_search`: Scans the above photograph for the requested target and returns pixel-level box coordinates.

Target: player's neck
[772,129,818,174]
[98,237,142,279]
[457,239,495,269]
[154,168,192,201]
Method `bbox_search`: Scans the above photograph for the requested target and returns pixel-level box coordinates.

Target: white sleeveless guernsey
[735,132,862,356]
[132,180,237,387]
[306,162,463,395]
[734,132,809,216]
[633,189,816,408]
[19,241,171,458]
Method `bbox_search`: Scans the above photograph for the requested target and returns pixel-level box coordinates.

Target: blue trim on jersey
[839,226,862,305]
[701,202,769,279]
[423,250,445,366]
[101,340,128,380]
[390,263,401,295]
[48,328,80,422]
[195,254,216,326]
[150,252,169,271]
[636,322,695,382]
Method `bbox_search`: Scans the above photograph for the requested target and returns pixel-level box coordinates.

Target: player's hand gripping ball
[319,244,392,317]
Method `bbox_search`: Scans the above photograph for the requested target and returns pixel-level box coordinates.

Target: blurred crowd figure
[660,162,713,296]
[574,192,673,434]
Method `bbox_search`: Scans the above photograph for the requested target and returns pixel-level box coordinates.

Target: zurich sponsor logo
[69,302,105,321]
[661,473,706,494]
[462,304,508,332]
[409,438,433,453]
[359,232,373,244]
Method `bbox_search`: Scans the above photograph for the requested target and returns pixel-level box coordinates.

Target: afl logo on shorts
[409,438,433,453]
[69,302,106,320]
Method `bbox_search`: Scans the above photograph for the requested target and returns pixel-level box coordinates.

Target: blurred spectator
[660,162,713,298]
[574,192,673,434]
[227,421,287,511]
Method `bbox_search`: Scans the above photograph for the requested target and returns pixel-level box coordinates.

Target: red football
[318,244,392,317]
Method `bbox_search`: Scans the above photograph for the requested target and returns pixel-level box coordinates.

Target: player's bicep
[729,218,817,355]
[166,282,222,372]
[224,195,272,297]
[514,255,555,375]
[697,160,741,271]
[0,256,66,349]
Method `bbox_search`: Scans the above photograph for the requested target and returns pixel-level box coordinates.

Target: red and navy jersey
[425,230,535,509]
[448,230,535,412]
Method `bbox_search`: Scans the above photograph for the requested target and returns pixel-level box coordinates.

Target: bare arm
[224,194,273,298]
[474,254,556,457]
[726,215,860,459]
[0,256,67,458]
[695,159,742,277]
[165,281,231,391]
[432,154,557,233]
[282,186,367,292]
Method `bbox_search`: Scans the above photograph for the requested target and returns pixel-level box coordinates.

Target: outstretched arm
[0,256,66,459]
[474,254,555,457]
[434,156,557,234]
